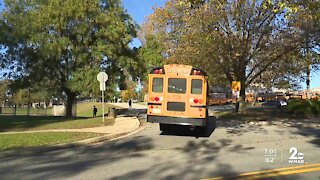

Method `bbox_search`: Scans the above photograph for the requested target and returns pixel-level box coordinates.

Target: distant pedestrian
[128,99,132,109]
[93,105,97,117]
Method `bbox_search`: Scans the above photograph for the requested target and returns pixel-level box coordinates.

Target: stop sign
[97,72,108,83]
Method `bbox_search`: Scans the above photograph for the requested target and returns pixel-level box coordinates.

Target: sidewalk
[110,102,147,110]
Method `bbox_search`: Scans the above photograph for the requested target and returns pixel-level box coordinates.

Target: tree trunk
[235,85,246,112]
[235,66,247,112]
[65,91,77,118]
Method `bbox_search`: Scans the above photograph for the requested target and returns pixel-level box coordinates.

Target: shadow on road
[0,136,154,179]
[160,116,216,138]
[293,126,320,147]
[0,106,315,180]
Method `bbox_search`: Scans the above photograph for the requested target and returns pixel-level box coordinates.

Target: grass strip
[0,116,115,132]
[215,106,313,121]
[0,132,103,151]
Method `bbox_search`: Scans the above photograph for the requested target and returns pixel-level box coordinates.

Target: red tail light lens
[193,70,197,75]
[153,68,164,74]
[193,70,202,75]
[193,99,199,103]
[155,97,159,101]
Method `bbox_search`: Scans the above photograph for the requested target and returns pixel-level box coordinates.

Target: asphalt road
[0,105,319,180]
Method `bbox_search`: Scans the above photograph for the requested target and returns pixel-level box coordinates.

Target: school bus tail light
[150,96,162,102]
[193,99,203,104]
[151,67,164,74]
[193,70,201,75]
[191,68,207,76]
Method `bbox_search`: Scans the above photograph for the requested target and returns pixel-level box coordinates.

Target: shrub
[287,99,320,115]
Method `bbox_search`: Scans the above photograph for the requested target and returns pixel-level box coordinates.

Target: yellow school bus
[209,93,228,105]
[147,64,209,131]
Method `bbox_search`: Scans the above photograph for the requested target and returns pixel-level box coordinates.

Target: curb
[97,123,147,144]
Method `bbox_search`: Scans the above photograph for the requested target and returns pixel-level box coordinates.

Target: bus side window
[152,78,163,93]
[191,79,202,94]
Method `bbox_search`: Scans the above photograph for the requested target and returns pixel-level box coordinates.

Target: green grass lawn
[0,115,115,132]
[215,106,309,121]
[0,102,120,132]
[76,102,120,117]
[1,102,122,117]
[0,102,121,150]
[0,132,103,151]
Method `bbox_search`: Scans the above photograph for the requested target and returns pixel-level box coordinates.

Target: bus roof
[150,64,207,76]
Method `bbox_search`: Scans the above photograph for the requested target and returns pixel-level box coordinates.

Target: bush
[287,99,320,115]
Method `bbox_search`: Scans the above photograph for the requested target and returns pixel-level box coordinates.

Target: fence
[0,104,79,117]
[0,98,95,117]
[0,106,52,116]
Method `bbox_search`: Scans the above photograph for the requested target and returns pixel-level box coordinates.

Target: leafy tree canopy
[0,0,138,116]
[0,80,9,104]
[142,0,319,96]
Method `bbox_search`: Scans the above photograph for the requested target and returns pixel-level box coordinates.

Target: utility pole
[27,88,30,116]
[306,30,310,91]
[305,21,311,99]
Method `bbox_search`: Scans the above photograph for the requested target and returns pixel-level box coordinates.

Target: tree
[291,1,320,90]
[0,80,9,107]
[137,35,165,80]
[136,34,165,98]
[0,0,137,117]
[143,0,316,111]
[120,79,138,102]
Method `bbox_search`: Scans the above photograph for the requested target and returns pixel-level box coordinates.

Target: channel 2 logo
[288,147,304,164]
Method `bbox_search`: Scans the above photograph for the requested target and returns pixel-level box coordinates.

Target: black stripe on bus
[148,103,162,105]
[190,105,207,108]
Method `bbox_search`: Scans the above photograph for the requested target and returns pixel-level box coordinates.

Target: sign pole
[102,87,105,123]
[97,71,108,124]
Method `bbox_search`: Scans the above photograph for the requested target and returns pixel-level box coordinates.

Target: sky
[122,0,166,48]
[0,0,319,88]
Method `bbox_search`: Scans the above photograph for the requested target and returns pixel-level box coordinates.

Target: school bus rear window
[168,78,186,94]
[191,79,202,94]
[152,78,163,92]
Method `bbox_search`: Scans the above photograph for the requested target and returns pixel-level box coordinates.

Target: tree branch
[246,45,299,86]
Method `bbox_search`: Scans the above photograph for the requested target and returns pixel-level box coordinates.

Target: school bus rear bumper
[147,115,206,127]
